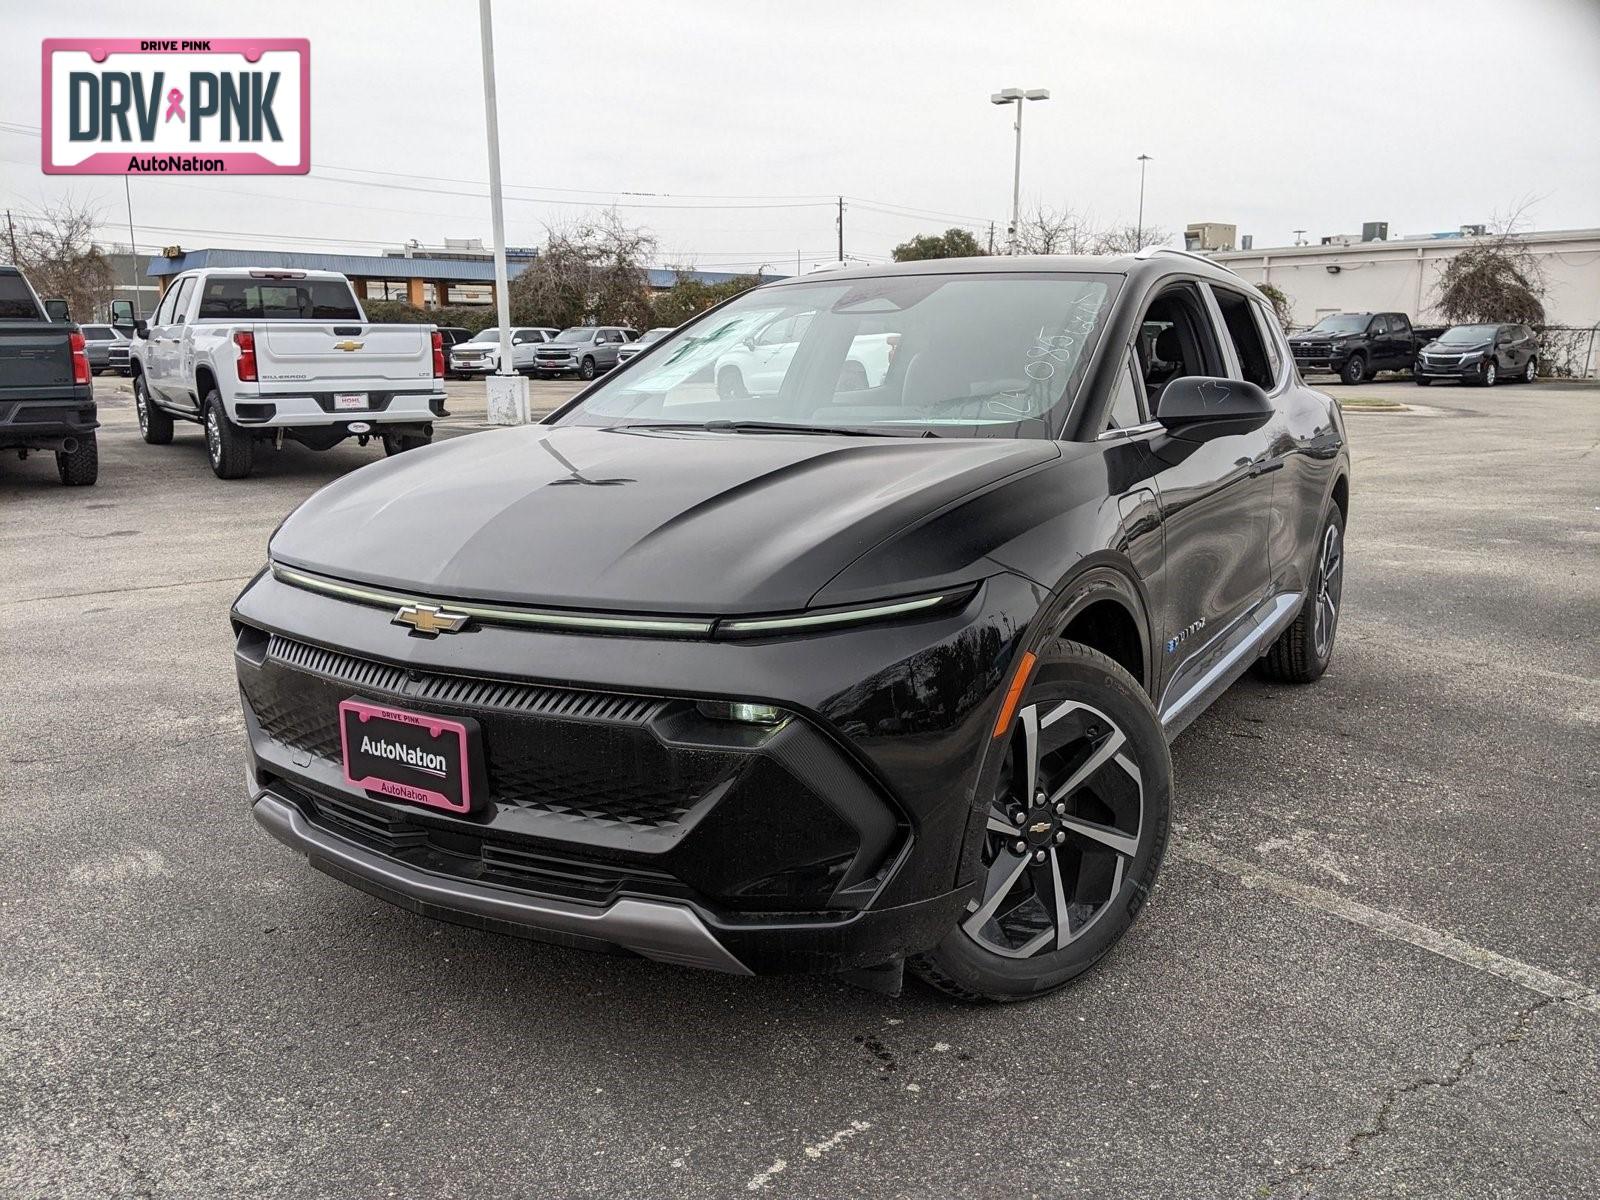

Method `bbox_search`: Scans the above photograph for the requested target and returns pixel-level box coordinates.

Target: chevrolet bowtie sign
[42,38,310,175]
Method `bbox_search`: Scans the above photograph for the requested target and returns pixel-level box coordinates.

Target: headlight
[714,588,972,637]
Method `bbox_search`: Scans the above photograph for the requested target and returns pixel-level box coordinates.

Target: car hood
[269,424,1060,614]
[1425,341,1487,353]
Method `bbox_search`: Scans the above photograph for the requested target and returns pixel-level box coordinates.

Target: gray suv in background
[532,326,638,379]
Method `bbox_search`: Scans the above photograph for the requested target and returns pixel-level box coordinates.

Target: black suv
[234,251,1350,1002]
[1415,323,1538,386]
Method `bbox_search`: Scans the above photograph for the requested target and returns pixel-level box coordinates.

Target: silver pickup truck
[130,268,447,479]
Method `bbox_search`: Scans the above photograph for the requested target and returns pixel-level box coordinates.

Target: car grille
[1293,341,1331,357]
[241,634,731,829]
[1423,353,1463,367]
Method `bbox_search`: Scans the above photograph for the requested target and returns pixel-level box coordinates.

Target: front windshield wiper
[611,420,937,438]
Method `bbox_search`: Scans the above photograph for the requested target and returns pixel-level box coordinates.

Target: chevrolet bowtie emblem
[333,340,364,352]
[1029,821,1052,836]
[392,604,470,636]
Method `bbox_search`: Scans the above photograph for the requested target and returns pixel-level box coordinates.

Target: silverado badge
[392,604,470,636]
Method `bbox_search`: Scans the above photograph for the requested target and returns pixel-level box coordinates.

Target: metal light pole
[1135,154,1152,250]
[478,0,527,423]
[991,87,1049,254]
[123,176,142,318]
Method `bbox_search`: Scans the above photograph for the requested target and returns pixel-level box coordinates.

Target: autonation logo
[360,736,449,779]
[42,38,309,175]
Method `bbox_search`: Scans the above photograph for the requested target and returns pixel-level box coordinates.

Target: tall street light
[1136,154,1153,249]
[991,87,1049,254]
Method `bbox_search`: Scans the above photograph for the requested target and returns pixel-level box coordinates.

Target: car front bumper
[1415,355,1486,379]
[231,568,1039,975]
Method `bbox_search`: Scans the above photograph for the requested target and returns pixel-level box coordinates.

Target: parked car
[435,326,474,378]
[1287,311,1445,385]
[235,249,1350,1002]
[714,312,894,398]
[448,327,558,377]
[0,265,98,485]
[532,326,639,379]
[79,323,130,376]
[614,326,674,366]
[129,267,447,479]
[1414,323,1538,386]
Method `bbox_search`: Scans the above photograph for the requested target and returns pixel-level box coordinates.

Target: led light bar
[716,593,956,636]
[270,565,715,637]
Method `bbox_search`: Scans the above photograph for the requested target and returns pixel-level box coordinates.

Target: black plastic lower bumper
[0,396,98,449]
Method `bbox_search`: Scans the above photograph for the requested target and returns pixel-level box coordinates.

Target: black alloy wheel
[1340,355,1366,386]
[911,641,1171,1002]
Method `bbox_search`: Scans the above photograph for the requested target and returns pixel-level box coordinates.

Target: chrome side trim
[251,791,753,975]
[1095,421,1164,443]
[1159,591,1302,737]
[271,565,715,637]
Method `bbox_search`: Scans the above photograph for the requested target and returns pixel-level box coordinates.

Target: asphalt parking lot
[2,377,1596,1199]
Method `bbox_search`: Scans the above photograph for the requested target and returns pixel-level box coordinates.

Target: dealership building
[1193,224,1600,376]
[143,240,773,309]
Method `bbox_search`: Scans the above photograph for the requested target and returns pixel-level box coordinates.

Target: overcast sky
[3,0,1598,271]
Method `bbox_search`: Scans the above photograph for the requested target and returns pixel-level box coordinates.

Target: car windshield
[556,273,1116,438]
[638,328,671,344]
[1308,314,1370,334]
[1440,324,1498,343]
[466,329,505,343]
[553,328,595,343]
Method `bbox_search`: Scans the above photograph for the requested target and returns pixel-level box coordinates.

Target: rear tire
[204,391,254,480]
[134,373,174,444]
[383,431,432,456]
[1339,355,1366,386]
[1258,506,1345,684]
[56,433,98,486]
[909,640,1172,1003]
[1521,357,1537,383]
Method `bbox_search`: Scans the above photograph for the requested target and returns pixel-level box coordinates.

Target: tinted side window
[1104,353,1146,432]
[169,277,196,323]
[1213,287,1274,388]
[0,272,42,320]
[1251,300,1284,383]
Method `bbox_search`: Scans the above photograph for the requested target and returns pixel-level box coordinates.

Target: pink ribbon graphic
[164,88,185,123]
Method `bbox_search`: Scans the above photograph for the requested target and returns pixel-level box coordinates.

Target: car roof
[760,251,1249,292]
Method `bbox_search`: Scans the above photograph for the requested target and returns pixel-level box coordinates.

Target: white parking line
[1176,841,1600,1016]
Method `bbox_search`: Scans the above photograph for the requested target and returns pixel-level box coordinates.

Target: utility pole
[1135,154,1152,250]
[5,209,17,263]
[837,196,845,263]
[123,177,142,317]
[478,0,527,424]
[987,221,996,255]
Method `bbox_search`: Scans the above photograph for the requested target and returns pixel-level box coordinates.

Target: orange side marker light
[992,650,1037,739]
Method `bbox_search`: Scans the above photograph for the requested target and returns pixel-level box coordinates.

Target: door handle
[1249,460,1284,478]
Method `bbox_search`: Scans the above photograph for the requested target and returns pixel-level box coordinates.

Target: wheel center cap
[1024,807,1057,846]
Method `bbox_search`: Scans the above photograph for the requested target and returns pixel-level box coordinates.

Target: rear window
[0,272,42,320]
[197,278,361,321]
[81,325,116,339]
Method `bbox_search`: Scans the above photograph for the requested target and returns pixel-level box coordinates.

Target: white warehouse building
[1204,228,1600,377]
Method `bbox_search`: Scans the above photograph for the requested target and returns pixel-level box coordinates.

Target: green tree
[891,228,987,262]
[651,273,759,327]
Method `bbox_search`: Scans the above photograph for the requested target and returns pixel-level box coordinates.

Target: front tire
[204,391,254,480]
[1478,359,1497,387]
[56,433,98,486]
[579,356,597,381]
[1339,355,1367,386]
[134,374,174,444]
[1413,374,1431,386]
[910,641,1172,1003]
[1258,506,1345,684]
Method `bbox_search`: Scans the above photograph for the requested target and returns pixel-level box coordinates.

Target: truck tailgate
[255,324,433,385]
[0,324,76,391]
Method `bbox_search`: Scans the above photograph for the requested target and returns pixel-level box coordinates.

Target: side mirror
[134,319,150,339]
[44,298,71,323]
[1155,376,1273,438]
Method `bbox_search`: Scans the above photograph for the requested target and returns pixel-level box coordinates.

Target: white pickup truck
[129,268,447,479]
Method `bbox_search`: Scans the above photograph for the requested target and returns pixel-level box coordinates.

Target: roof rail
[1133,246,1244,279]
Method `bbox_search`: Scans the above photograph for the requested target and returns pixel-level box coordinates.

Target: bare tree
[509,209,658,330]
[15,199,115,321]
[1434,202,1548,326]
[1015,207,1169,256]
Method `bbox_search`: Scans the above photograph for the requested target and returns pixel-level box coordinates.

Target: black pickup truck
[0,265,98,486]
[1287,311,1447,385]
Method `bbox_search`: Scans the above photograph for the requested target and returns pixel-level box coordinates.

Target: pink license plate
[338,699,480,814]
